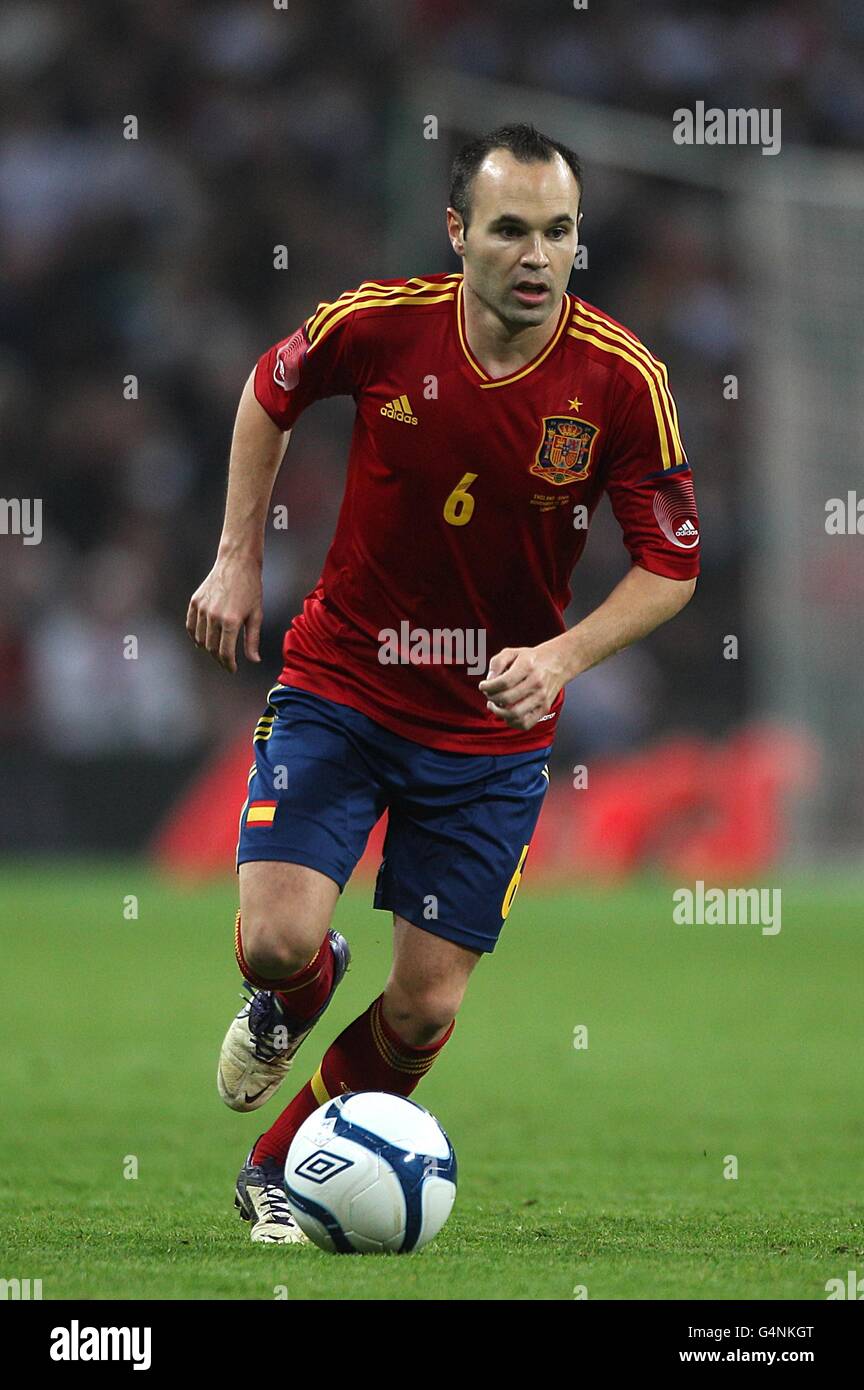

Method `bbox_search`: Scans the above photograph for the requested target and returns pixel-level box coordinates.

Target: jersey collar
[455,277,570,389]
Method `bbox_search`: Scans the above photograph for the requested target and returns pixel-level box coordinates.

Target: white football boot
[217,927,351,1112]
[235,1146,310,1245]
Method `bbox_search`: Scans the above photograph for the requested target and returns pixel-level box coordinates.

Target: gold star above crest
[567,396,583,412]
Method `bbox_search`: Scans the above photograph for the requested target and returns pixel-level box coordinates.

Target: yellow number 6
[443,472,478,526]
[501,844,530,919]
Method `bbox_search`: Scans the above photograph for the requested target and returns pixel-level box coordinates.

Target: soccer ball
[283,1091,457,1253]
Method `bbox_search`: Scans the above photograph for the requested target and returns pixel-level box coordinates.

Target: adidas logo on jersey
[381,395,418,425]
[675,519,698,538]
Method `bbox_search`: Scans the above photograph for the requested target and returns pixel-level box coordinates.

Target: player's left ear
[446,206,465,256]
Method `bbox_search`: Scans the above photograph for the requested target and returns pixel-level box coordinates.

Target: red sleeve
[253,298,358,431]
[602,374,701,580]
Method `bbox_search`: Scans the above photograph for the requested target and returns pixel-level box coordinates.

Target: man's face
[447,148,581,330]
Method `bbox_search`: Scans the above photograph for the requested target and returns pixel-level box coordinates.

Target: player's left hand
[479,644,565,731]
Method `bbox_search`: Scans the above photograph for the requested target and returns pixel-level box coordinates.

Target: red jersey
[254,272,700,754]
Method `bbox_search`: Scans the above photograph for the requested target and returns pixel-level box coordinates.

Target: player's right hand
[186,557,264,673]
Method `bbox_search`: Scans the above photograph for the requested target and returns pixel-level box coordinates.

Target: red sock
[252,995,455,1166]
[233,911,335,1025]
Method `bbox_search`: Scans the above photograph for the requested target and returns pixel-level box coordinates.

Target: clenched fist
[478,645,565,731]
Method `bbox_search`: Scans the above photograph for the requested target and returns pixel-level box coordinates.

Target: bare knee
[240,913,323,979]
[238,862,338,980]
[382,919,480,1046]
[381,984,461,1047]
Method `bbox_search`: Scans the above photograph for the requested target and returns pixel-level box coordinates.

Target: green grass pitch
[1,861,861,1300]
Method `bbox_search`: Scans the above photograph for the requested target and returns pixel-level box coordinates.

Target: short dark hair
[449,123,583,233]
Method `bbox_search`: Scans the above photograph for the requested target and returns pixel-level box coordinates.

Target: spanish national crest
[531,416,600,486]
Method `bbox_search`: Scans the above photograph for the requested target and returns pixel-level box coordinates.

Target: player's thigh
[236,682,387,964]
[239,860,341,965]
[374,746,551,956]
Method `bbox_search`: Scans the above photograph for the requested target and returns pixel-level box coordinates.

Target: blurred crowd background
[1,0,862,852]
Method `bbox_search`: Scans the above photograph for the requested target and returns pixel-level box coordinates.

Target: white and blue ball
[283,1091,457,1253]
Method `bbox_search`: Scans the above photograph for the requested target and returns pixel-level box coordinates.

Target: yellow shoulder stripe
[572,301,685,461]
[307,276,461,346]
[567,326,680,470]
[568,308,685,469]
[307,288,458,354]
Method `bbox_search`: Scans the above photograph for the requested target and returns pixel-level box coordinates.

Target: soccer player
[186,123,700,1243]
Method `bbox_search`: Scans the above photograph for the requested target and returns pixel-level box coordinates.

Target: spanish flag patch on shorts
[246,800,277,827]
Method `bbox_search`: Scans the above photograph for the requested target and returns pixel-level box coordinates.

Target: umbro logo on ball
[293,1149,356,1184]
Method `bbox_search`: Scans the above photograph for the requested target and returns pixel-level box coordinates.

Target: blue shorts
[235,683,552,954]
